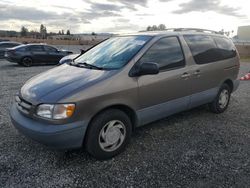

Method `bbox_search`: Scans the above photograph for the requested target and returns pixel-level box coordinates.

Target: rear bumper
[10,104,88,150]
[5,57,19,63]
[233,80,240,92]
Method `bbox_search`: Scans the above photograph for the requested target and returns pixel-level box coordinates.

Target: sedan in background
[0,41,21,58]
[5,44,73,66]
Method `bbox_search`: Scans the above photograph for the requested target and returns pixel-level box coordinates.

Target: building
[237,25,250,41]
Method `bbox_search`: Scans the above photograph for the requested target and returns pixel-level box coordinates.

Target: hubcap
[99,120,126,152]
[218,89,229,109]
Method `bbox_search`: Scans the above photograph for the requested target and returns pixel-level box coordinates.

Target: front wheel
[208,84,231,113]
[85,109,132,160]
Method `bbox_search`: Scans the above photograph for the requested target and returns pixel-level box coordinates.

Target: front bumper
[10,104,88,150]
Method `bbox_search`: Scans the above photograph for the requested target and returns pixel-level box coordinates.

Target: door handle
[181,73,191,79]
[193,70,201,77]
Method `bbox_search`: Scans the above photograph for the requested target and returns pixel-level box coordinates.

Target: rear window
[213,37,237,60]
[184,35,220,64]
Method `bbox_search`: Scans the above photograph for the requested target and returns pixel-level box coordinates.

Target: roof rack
[141,28,221,34]
[169,28,220,34]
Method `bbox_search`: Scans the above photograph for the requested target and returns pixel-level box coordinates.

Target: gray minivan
[10,29,240,159]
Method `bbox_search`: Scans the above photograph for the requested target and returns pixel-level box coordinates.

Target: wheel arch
[82,104,138,145]
[21,56,34,66]
[223,79,234,92]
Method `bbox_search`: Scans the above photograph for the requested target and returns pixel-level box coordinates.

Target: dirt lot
[0,60,250,187]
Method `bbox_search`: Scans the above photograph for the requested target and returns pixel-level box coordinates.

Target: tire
[21,57,33,67]
[85,109,132,160]
[208,83,231,114]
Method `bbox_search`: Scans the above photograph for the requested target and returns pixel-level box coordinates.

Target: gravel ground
[0,60,250,188]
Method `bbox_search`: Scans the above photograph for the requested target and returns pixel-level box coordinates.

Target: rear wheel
[85,109,132,160]
[21,57,33,67]
[208,83,231,113]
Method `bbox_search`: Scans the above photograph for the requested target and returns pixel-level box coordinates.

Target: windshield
[74,35,152,69]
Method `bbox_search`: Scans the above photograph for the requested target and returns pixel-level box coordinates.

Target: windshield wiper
[72,62,103,70]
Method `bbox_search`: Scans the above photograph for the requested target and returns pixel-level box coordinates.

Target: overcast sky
[0,0,250,34]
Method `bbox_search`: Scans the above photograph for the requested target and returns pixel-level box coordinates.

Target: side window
[44,46,58,52]
[184,35,220,64]
[16,47,26,52]
[29,45,44,52]
[0,43,10,48]
[139,37,185,70]
[213,37,237,60]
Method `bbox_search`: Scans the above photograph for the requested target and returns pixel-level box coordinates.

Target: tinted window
[16,47,27,52]
[213,37,237,60]
[75,36,152,69]
[0,43,19,48]
[44,46,57,52]
[184,35,220,64]
[139,37,185,70]
[29,45,44,52]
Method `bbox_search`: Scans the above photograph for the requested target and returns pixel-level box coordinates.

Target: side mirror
[130,62,159,77]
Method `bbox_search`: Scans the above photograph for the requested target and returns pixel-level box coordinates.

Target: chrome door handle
[181,73,191,79]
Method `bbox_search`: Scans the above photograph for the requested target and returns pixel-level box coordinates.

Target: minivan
[10,29,240,160]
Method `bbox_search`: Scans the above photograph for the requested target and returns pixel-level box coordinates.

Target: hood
[20,64,114,104]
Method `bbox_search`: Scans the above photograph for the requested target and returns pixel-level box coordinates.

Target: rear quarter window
[213,36,237,60]
[184,35,221,64]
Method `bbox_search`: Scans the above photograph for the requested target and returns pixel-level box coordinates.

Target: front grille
[15,96,32,115]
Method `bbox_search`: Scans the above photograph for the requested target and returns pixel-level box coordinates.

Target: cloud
[79,2,123,21]
[106,0,148,11]
[0,4,59,21]
[173,0,244,17]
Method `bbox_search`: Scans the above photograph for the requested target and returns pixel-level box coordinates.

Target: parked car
[0,39,10,42]
[5,44,73,66]
[0,41,21,58]
[10,29,240,160]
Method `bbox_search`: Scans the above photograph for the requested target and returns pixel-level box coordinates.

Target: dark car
[5,44,73,66]
[0,41,21,58]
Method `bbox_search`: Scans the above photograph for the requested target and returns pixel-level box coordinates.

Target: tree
[91,32,96,35]
[62,30,64,35]
[158,24,166,30]
[20,26,28,37]
[66,30,71,35]
[146,26,152,31]
[151,25,158,31]
[58,30,62,35]
[40,24,47,39]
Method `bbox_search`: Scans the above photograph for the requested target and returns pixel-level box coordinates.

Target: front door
[44,45,62,64]
[136,37,191,125]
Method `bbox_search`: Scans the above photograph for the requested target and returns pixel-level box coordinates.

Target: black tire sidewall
[22,57,33,67]
[85,109,132,160]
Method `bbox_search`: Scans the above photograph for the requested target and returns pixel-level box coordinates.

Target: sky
[0,0,250,34]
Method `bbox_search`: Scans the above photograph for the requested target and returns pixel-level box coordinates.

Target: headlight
[36,104,75,120]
